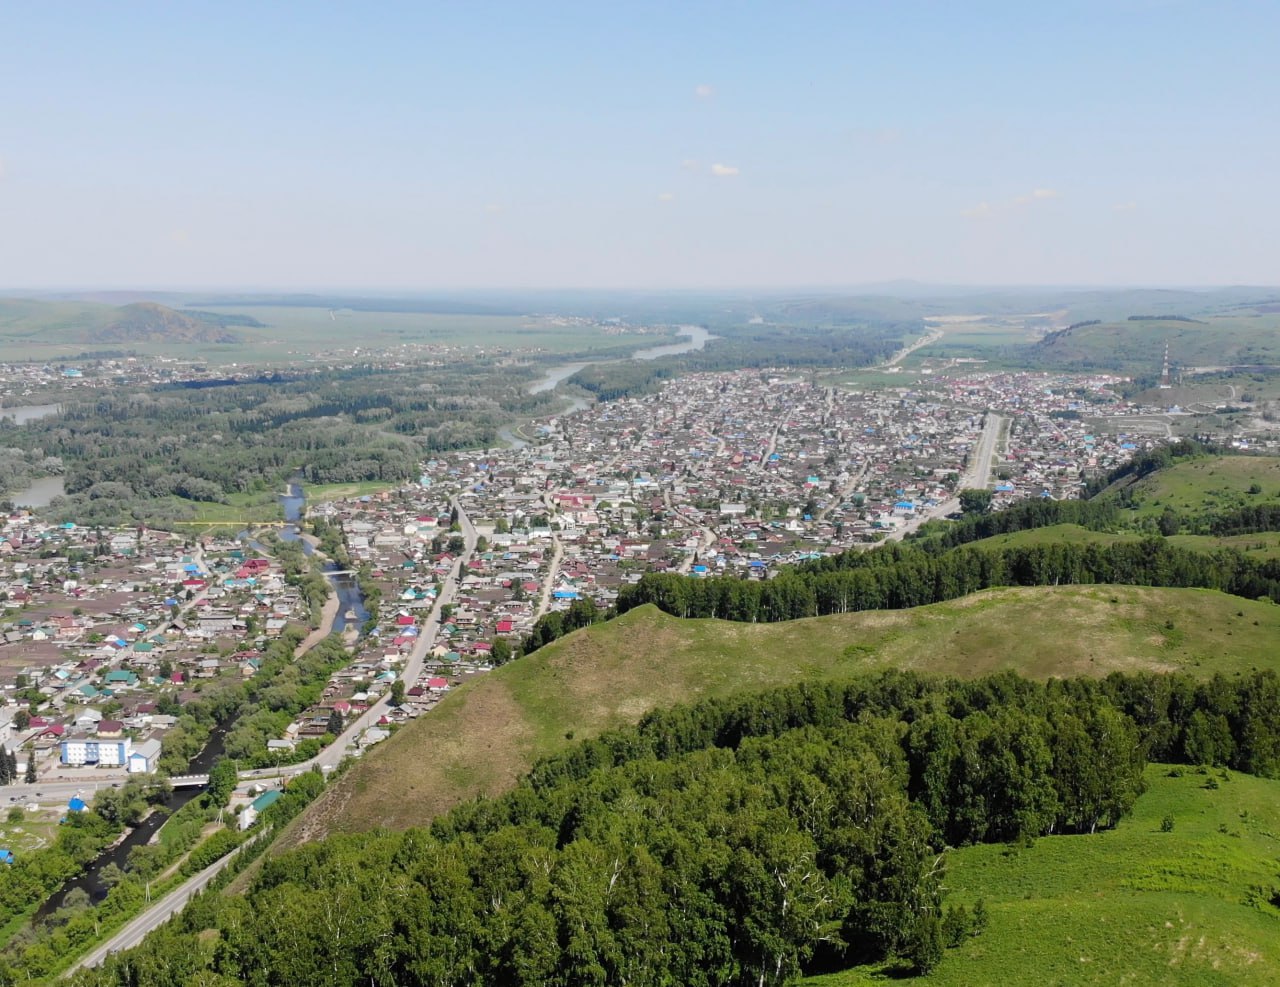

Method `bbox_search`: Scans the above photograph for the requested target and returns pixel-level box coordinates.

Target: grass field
[0,298,680,363]
[943,521,1280,563]
[1113,456,1280,516]
[1032,315,1280,373]
[194,307,678,360]
[803,765,1280,986]
[302,480,398,502]
[161,491,283,531]
[284,585,1280,843]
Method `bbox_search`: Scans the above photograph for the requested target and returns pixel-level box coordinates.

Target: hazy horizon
[3,2,1278,289]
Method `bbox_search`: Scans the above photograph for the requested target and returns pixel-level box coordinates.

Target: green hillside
[287,585,1280,843]
[1033,316,1280,372]
[804,765,1280,986]
[0,297,249,354]
[961,523,1280,562]
[1112,455,1280,516]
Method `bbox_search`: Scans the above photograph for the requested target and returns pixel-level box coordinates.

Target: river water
[0,403,61,424]
[503,325,715,449]
[278,482,368,634]
[3,406,67,506]
[35,724,230,917]
[11,475,66,508]
[37,482,369,916]
[27,330,702,913]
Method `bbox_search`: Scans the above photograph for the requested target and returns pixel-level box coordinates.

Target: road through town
[885,411,1004,542]
[68,833,263,974]
[71,499,481,968]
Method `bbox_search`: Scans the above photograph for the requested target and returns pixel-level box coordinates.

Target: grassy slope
[960,455,1280,558]
[1116,456,1280,516]
[1033,316,1280,372]
[804,766,1280,986]
[961,523,1280,562]
[285,586,1280,843]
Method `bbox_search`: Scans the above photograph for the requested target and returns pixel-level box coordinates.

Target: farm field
[195,306,678,359]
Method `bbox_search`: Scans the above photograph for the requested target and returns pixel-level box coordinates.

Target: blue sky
[2,1,1277,289]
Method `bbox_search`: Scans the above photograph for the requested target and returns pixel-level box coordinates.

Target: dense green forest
[67,667,1280,987]
[0,360,557,523]
[613,537,1280,624]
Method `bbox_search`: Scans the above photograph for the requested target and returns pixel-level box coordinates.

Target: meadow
[285,585,1280,842]
[1116,456,1280,516]
[804,766,1280,985]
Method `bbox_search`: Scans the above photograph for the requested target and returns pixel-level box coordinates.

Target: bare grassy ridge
[285,585,1280,843]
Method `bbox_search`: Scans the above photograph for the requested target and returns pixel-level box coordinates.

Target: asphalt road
[963,412,1005,491]
[884,411,1005,542]
[69,834,262,973]
[65,500,482,968]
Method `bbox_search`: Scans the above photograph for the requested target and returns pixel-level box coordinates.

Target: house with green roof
[238,788,283,830]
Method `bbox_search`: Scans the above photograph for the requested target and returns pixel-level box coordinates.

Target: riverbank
[500,325,715,449]
[297,592,341,656]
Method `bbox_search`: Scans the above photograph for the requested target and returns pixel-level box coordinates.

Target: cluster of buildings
[0,365,1181,779]
[0,516,315,779]
[312,368,1163,654]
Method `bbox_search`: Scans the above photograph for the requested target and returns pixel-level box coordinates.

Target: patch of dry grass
[281,586,1280,844]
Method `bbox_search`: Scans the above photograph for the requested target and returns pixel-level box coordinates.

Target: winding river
[278,482,369,634]
[501,325,715,449]
[3,406,67,506]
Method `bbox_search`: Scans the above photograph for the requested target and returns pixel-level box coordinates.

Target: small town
[0,363,1196,826]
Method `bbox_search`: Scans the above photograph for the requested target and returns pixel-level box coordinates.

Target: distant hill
[1032,315,1280,371]
[0,297,262,350]
[281,586,1280,846]
[88,302,257,343]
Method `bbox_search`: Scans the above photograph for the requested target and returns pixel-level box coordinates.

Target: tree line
[69,665,1280,987]
[9,359,561,525]
[613,538,1280,624]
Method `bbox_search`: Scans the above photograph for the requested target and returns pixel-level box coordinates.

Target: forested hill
[71,668,1280,987]
[613,537,1280,624]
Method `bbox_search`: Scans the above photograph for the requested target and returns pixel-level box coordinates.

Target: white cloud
[484,203,503,214]
[1014,188,1062,206]
[709,163,740,177]
[965,188,1062,218]
[1113,201,1138,212]
[694,84,714,99]
[657,192,675,202]
[680,158,700,171]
